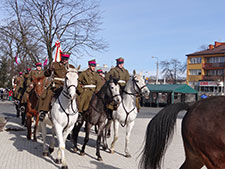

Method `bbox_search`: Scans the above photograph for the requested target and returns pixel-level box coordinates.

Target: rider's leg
[39,89,53,121]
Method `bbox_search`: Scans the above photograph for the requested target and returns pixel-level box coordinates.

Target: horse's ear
[77,65,80,71]
[66,64,69,71]
[133,70,136,75]
[109,75,112,80]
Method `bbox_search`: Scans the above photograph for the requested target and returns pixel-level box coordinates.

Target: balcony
[202,75,224,81]
[203,62,225,69]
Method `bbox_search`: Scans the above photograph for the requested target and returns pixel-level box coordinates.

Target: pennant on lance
[54,40,62,62]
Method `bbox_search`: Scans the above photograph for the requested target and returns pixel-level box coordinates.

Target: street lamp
[152,56,159,84]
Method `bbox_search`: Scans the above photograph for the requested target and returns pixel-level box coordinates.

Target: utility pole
[152,56,159,84]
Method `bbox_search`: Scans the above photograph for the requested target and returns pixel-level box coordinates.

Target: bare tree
[160,59,186,83]
[3,0,107,64]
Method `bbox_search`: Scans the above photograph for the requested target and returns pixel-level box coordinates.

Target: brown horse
[26,76,46,141]
[140,96,225,169]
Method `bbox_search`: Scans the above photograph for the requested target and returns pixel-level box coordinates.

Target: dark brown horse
[140,96,225,169]
[26,76,46,141]
[72,78,121,161]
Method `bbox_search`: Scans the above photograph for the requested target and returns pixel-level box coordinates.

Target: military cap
[116,57,124,64]
[88,59,96,66]
[61,52,71,60]
[27,68,31,72]
[19,72,23,75]
[97,69,103,73]
[35,62,42,67]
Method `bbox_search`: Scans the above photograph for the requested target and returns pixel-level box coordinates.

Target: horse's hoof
[49,147,54,154]
[55,159,62,164]
[61,165,68,169]
[97,156,103,161]
[33,138,37,142]
[102,145,108,151]
[73,147,78,153]
[80,152,85,156]
[125,153,132,158]
[109,149,114,154]
[27,136,31,140]
[43,152,48,156]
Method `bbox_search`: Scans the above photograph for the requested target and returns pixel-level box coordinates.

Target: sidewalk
[0,102,203,169]
[0,102,153,169]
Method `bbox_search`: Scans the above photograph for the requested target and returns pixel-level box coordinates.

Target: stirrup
[20,106,25,113]
[39,111,47,121]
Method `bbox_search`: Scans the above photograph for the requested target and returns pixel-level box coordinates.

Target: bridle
[57,70,78,132]
[107,81,121,101]
[92,80,121,113]
[61,70,77,99]
[33,77,46,97]
[120,76,147,127]
[123,76,146,97]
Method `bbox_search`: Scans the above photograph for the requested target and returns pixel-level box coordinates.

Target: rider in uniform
[105,57,130,113]
[20,68,32,106]
[77,59,102,118]
[96,69,106,88]
[38,52,74,121]
[14,72,24,101]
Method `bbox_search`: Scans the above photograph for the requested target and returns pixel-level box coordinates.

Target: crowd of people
[11,52,140,126]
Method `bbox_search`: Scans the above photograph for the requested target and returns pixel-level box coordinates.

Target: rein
[57,71,78,132]
[120,76,146,127]
[120,100,135,127]
[123,77,146,96]
[90,81,120,115]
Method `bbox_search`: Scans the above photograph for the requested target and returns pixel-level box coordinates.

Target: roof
[186,45,225,56]
[146,84,198,94]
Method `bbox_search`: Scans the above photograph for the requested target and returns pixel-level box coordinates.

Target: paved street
[0,101,206,169]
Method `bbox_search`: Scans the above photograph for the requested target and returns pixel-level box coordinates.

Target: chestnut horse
[140,96,225,169]
[26,76,46,141]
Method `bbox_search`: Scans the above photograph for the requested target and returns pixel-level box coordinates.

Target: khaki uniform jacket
[105,66,130,87]
[44,62,75,88]
[14,76,24,98]
[98,75,106,89]
[19,73,29,101]
[27,70,45,87]
[77,68,102,94]
[77,68,102,112]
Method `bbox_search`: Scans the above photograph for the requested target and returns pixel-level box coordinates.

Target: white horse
[40,67,79,169]
[109,70,150,157]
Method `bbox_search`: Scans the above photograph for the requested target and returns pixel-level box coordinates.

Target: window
[206,69,224,76]
[189,69,201,75]
[206,57,225,63]
[190,57,201,64]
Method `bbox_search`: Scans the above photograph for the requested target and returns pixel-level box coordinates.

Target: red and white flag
[54,40,62,62]
[15,55,18,64]
[43,56,48,66]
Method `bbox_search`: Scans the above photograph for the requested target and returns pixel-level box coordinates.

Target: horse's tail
[139,102,190,169]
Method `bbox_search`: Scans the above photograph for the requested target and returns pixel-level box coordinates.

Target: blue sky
[1,0,225,77]
[78,0,225,77]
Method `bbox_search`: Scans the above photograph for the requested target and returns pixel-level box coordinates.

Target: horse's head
[105,77,121,104]
[132,70,150,97]
[64,66,79,100]
[33,76,46,97]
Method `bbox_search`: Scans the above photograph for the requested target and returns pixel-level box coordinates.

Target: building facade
[186,41,225,96]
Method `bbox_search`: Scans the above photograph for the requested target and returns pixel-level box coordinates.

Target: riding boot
[76,113,83,125]
[39,111,48,121]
